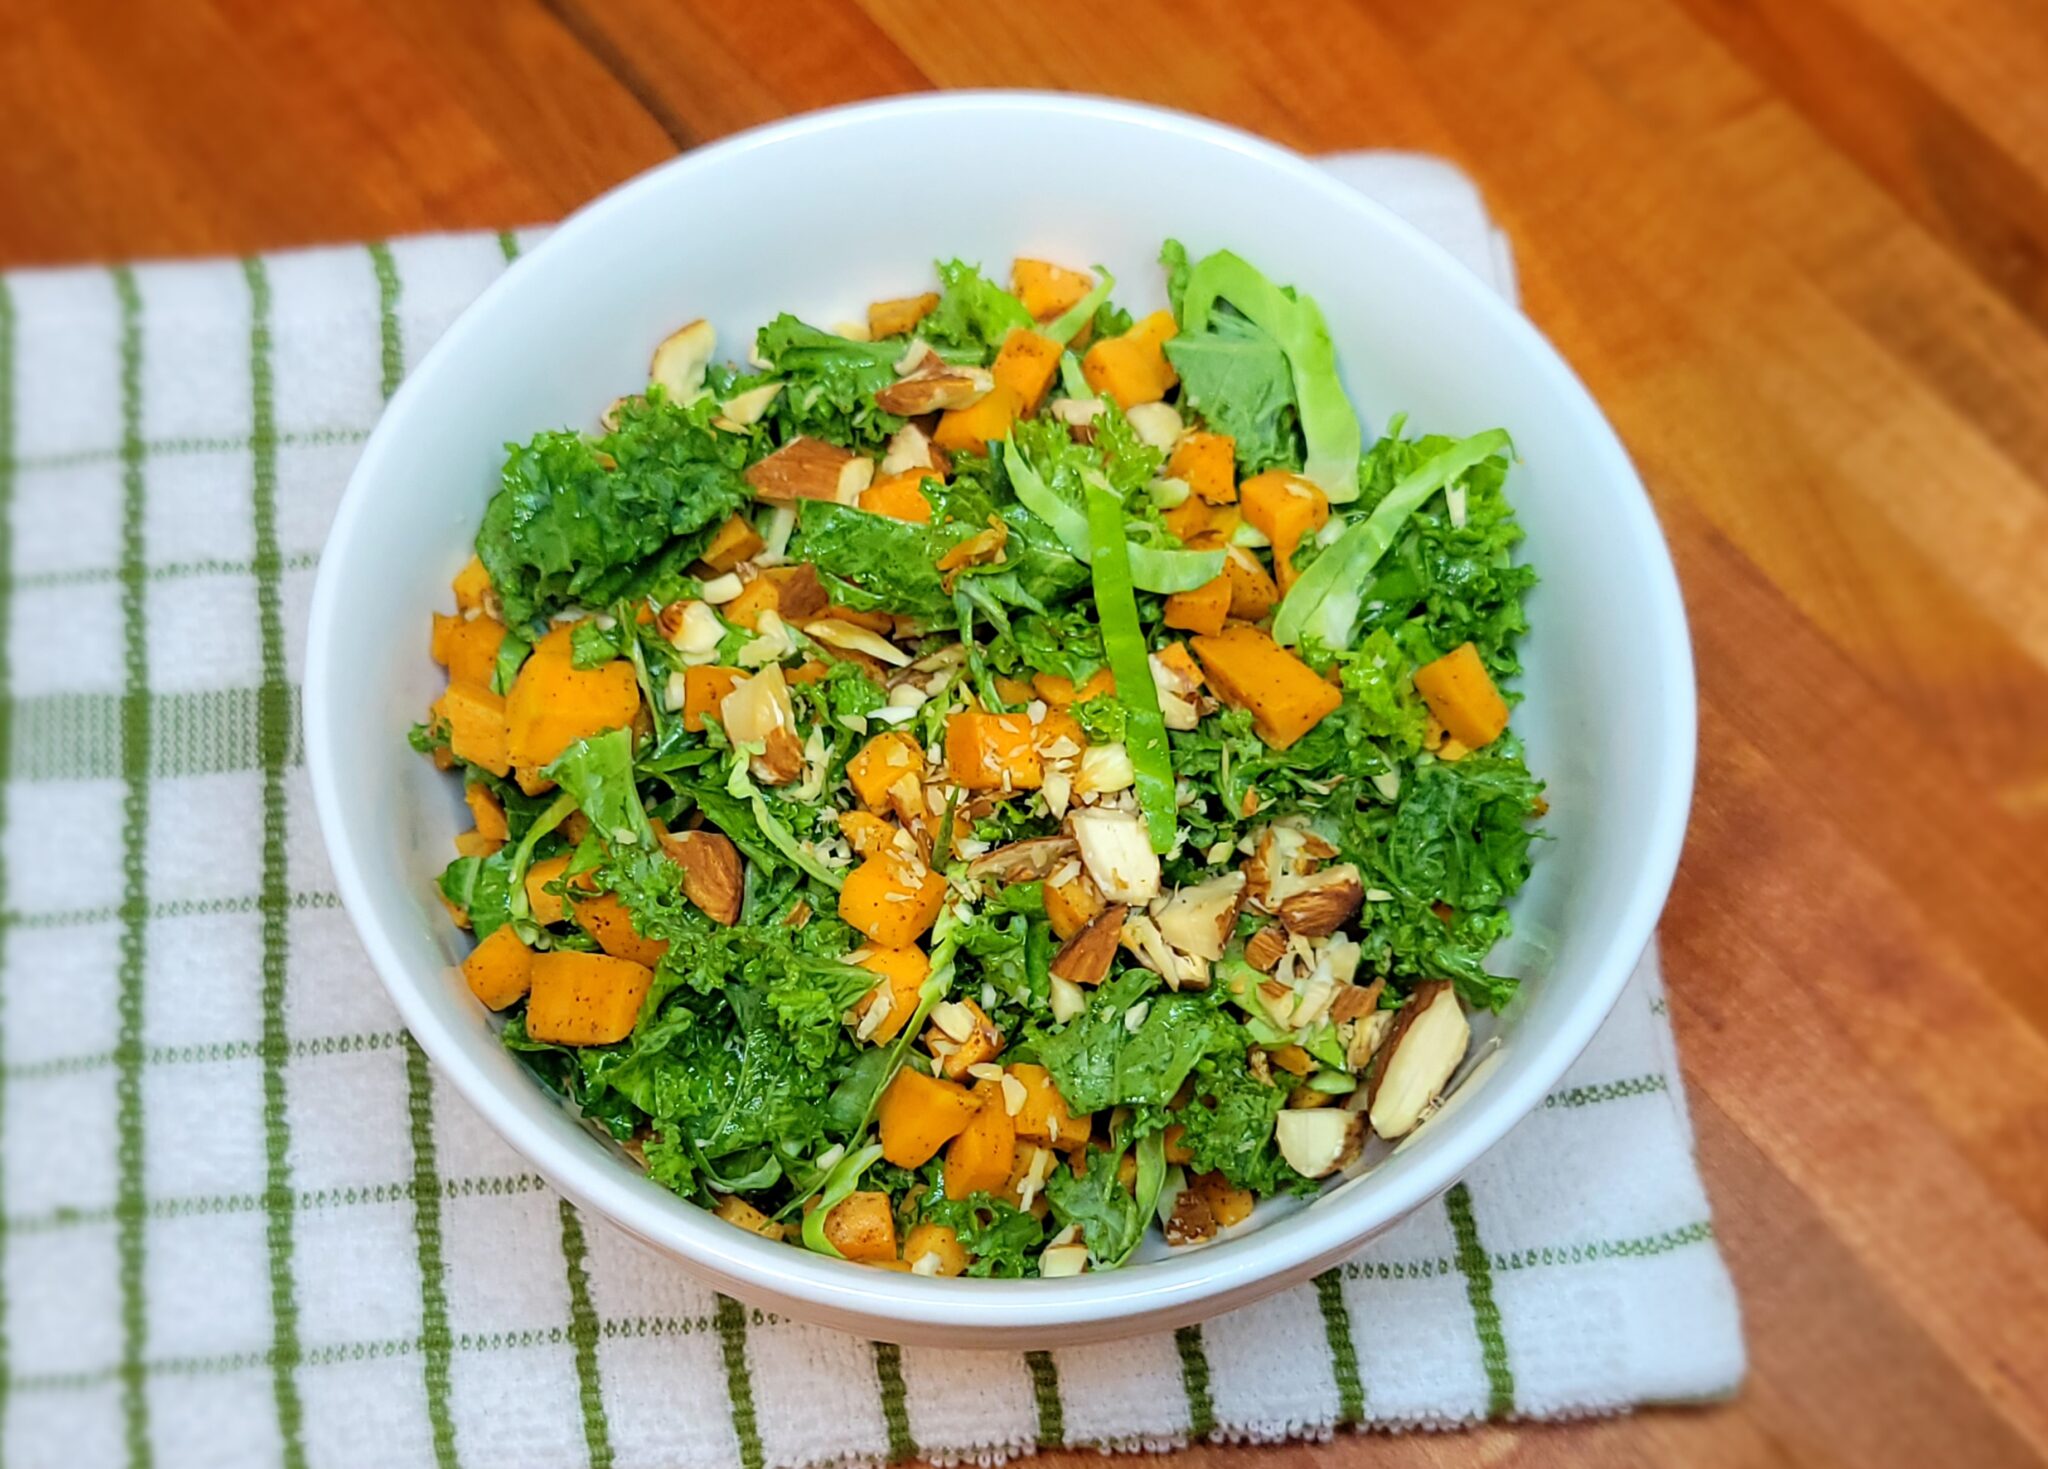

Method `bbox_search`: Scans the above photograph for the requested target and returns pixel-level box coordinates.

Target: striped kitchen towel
[0,154,1743,1469]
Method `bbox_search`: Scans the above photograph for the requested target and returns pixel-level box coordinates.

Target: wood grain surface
[6,0,2046,1464]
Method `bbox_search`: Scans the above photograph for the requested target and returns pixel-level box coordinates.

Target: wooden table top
[9,1,2046,1464]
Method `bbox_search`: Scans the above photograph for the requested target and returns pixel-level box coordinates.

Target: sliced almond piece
[1153,872,1246,962]
[1124,401,1184,451]
[966,835,1077,885]
[880,423,940,476]
[650,319,716,402]
[1243,925,1289,973]
[1245,820,1337,909]
[1365,981,1469,1140]
[1274,1108,1364,1179]
[716,379,783,429]
[1120,911,1208,991]
[1075,743,1134,797]
[1276,863,1365,938]
[1048,974,1087,1023]
[875,368,993,415]
[744,436,872,503]
[1049,904,1126,988]
[719,664,804,785]
[1038,1241,1090,1277]
[805,617,911,668]
[1069,808,1160,904]
[659,829,743,925]
[1148,650,1205,732]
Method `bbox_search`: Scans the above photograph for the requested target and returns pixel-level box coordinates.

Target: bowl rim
[305,88,1696,1335]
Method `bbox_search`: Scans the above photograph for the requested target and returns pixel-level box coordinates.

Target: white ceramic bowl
[305,92,1694,1347]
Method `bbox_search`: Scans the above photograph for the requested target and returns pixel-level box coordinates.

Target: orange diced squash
[1169,432,1237,505]
[1033,709,1086,760]
[465,783,509,841]
[926,998,1003,1080]
[932,383,1022,455]
[453,829,502,859]
[572,890,670,968]
[699,514,765,573]
[877,1067,981,1166]
[1163,573,1232,638]
[432,612,507,688]
[452,555,492,612]
[524,951,652,1045]
[1011,259,1094,321]
[868,292,940,338]
[523,853,577,927]
[682,665,746,734]
[506,627,640,771]
[858,470,935,524]
[945,711,1042,792]
[1007,1063,1091,1152]
[1192,1171,1256,1227]
[839,809,898,860]
[1155,640,1204,690]
[1032,669,1116,708]
[822,1190,898,1263]
[993,675,1036,706]
[1414,642,1510,749]
[1222,546,1279,621]
[515,766,555,797]
[991,329,1062,414]
[714,1194,785,1241]
[1163,495,1239,551]
[1163,1123,1194,1164]
[1240,470,1330,594]
[902,1221,969,1277]
[848,732,923,810]
[460,924,534,1011]
[853,943,929,1044]
[434,680,512,776]
[1081,310,1179,410]
[1190,625,1342,750]
[839,853,947,948]
[944,1080,1017,1199]
[722,576,782,632]
[1043,873,1105,941]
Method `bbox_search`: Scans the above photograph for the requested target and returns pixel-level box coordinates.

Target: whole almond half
[661,829,743,925]
[1049,903,1126,987]
[1365,981,1469,1139]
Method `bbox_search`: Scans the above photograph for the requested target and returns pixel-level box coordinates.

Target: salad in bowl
[415,242,1541,1279]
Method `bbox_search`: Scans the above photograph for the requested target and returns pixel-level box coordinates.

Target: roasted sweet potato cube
[868,292,940,338]
[434,680,512,776]
[822,1190,898,1263]
[943,1080,1017,1199]
[1190,624,1341,750]
[1011,259,1094,321]
[1081,310,1179,409]
[459,924,534,1011]
[877,1067,980,1167]
[1414,642,1510,749]
[852,943,929,1044]
[1163,572,1232,637]
[1006,1063,1091,1152]
[1168,432,1237,505]
[524,951,652,1045]
[991,329,1062,414]
[945,711,1042,791]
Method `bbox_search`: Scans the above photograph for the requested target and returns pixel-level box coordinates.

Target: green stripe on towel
[1313,1268,1365,1426]
[715,1296,764,1469]
[558,1202,614,1469]
[1445,1183,1516,1418]
[1023,1350,1063,1447]
[244,255,309,1469]
[872,1342,915,1461]
[1174,1324,1215,1440]
[112,265,155,1469]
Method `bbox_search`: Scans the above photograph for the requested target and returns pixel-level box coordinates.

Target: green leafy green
[1084,477,1178,850]
[920,260,1034,357]
[1171,243,1362,499]
[477,394,749,627]
[1274,430,1511,649]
